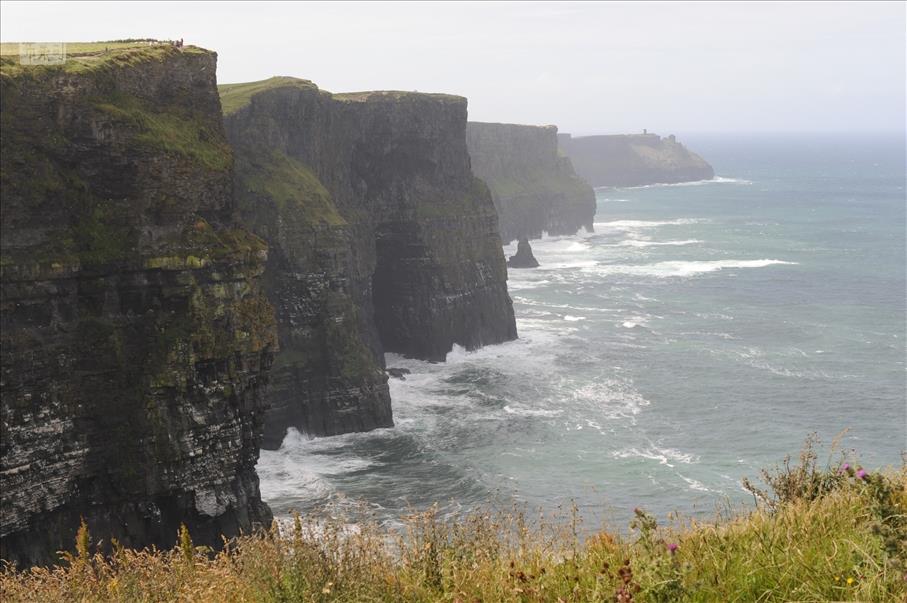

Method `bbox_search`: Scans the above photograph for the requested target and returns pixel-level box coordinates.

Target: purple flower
[840,463,850,473]
[856,468,867,480]
[666,543,678,554]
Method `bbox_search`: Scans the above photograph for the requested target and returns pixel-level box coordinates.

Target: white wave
[621,313,659,329]
[564,315,585,322]
[593,218,706,231]
[692,311,735,321]
[511,296,620,314]
[599,198,632,203]
[611,445,699,468]
[679,475,714,492]
[539,260,599,270]
[507,278,552,291]
[612,239,702,248]
[257,428,378,503]
[566,380,651,422]
[503,405,563,417]
[608,176,752,190]
[584,259,797,278]
[519,308,555,318]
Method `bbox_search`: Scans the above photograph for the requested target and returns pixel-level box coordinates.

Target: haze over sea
[258,134,906,530]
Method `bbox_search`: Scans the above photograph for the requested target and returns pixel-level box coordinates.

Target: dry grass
[2,439,905,602]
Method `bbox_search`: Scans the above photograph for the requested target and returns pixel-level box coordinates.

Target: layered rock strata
[0,45,276,566]
[220,78,517,445]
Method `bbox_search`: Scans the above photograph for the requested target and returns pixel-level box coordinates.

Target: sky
[1,1,904,135]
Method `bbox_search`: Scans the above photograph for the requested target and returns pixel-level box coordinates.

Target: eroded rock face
[558,133,714,187]
[466,122,596,243]
[0,46,276,566]
[221,79,517,444]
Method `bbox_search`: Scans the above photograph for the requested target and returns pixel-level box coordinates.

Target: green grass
[93,91,232,171]
[0,40,158,56]
[217,77,463,115]
[333,90,464,104]
[237,150,345,226]
[0,41,206,79]
[218,76,317,115]
[1,438,904,602]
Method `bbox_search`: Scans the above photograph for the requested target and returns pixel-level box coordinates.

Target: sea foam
[584,259,797,278]
[612,239,702,248]
[606,176,753,190]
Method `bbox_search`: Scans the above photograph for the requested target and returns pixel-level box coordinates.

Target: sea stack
[508,238,540,268]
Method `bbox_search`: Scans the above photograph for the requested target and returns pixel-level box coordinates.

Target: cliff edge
[221,78,517,445]
[0,44,276,566]
[467,122,595,243]
[558,133,714,187]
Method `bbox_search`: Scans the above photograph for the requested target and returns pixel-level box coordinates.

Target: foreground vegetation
[2,438,904,602]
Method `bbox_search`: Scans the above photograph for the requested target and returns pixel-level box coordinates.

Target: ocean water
[258,134,906,530]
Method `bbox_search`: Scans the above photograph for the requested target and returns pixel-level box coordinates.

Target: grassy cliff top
[468,121,558,131]
[0,41,209,78]
[218,77,464,115]
[218,76,318,115]
[0,440,903,601]
[333,90,464,104]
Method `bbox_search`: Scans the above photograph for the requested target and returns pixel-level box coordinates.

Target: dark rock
[466,122,596,243]
[558,132,714,187]
[386,368,411,380]
[0,45,276,566]
[221,79,517,444]
[508,238,540,268]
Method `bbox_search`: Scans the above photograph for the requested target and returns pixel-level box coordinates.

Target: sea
[258,134,906,531]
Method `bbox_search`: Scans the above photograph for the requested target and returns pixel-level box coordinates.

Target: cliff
[558,133,714,187]
[221,78,517,445]
[466,122,595,243]
[0,44,277,566]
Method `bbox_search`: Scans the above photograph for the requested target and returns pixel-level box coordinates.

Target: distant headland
[558,131,714,187]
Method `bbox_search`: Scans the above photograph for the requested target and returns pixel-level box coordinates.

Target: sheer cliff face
[558,133,714,187]
[0,46,276,566]
[222,79,516,445]
[466,122,596,244]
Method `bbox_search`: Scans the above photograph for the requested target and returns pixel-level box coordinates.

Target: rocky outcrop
[466,122,595,243]
[221,78,517,445]
[0,45,276,566]
[507,238,540,269]
[558,133,714,187]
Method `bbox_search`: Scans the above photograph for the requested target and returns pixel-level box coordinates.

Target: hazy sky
[2,1,904,135]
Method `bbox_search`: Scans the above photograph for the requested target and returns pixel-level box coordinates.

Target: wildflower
[855,468,867,480]
[839,463,850,474]
[666,542,678,554]
[834,575,840,582]
[847,577,854,585]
